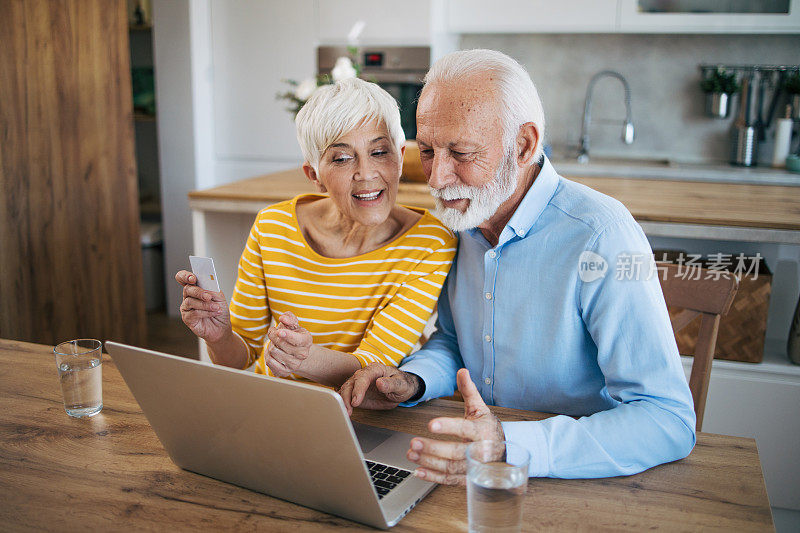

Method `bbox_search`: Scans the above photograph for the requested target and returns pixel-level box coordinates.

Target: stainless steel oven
[318,46,430,140]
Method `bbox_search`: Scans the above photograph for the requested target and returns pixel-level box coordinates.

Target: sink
[577,156,673,167]
[552,155,674,168]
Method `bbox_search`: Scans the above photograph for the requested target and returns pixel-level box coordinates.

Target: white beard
[430,147,519,232]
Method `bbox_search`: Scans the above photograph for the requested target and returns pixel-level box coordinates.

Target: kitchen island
[189,165,800,241]
[189,164,800,511]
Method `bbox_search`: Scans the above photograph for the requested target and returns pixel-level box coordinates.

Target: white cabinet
[446,0,618,34]
[618,0,800,33]
[683,352,800,510]
[316,0,432,45]
[445,0,800,34]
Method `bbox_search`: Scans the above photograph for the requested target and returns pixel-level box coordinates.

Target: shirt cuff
[501,420,550,477]
[397,357,457,407]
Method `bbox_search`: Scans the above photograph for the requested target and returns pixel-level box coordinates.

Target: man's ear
[302,162,327,193]
[516,122,540,166]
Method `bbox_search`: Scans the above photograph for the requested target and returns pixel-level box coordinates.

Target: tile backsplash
[460,33,800,164]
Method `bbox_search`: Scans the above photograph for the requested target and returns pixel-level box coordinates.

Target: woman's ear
[516,122,540,166]
[302,162,327,193]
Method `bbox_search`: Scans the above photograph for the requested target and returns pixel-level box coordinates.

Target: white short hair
[295,78,405,170]
[424,49,546,163]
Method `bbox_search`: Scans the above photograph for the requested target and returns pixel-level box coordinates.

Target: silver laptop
[105,341,436,529]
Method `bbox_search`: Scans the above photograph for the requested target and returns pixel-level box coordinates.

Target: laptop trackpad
[352,422,393,454]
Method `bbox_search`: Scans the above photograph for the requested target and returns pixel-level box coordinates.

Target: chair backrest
[657,262,739,432]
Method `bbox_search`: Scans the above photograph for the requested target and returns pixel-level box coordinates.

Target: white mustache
[429,184,482,202]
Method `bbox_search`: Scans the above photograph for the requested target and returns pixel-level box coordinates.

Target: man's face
[415,75,518,231]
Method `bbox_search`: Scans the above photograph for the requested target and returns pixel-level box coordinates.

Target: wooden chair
[657,262,739,432]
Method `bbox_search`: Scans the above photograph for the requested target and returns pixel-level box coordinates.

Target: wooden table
[0,339,773,531]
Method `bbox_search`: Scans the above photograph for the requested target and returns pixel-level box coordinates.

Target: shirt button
[488,250,497,259]
[484,334,492,342]
[484,377,492,385]
[485,292,492,300]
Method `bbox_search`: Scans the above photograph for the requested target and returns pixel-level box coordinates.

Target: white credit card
[189,255,221,292]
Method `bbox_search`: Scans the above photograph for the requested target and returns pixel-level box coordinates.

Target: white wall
[153,0,206,315]
[153,0,440,315]
[153,0,319,314]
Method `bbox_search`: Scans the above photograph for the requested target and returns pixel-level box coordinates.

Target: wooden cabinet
[0,0,146,346]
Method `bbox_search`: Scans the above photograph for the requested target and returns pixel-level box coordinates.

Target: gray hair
[424,49,546,163]
[295,78,405,171]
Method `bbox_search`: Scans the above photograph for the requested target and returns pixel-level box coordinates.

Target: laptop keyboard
[365,460,412,499]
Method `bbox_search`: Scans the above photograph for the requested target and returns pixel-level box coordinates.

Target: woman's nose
[354,157,379,180]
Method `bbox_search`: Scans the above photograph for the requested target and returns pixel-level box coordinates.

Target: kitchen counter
[552,157,800,187]
[189,166,800,238]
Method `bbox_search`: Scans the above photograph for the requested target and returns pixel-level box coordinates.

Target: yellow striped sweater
[229,194,457,381]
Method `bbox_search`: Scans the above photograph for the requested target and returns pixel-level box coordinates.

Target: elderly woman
[176,78,456,388]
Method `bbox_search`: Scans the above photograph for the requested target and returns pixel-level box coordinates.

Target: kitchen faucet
[577,70,634,163]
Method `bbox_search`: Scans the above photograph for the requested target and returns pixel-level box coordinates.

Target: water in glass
[467,463,526,533]
[58,357,103,417]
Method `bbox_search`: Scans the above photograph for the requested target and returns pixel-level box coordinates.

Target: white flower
[332,57,357,82]
[347,20,365,46]
[294,78,317,101]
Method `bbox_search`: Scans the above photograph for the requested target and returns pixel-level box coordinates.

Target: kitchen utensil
[731,72,759,166]
[764,71,783,130]
[772,105,794,168]
[755,70,766,141]
[705,92,731,119]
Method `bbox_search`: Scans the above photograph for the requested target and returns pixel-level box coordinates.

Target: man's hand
[406,368,505,486]
[338,363,422,416]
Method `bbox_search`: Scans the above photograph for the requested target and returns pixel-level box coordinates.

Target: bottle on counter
[772,105,794,168]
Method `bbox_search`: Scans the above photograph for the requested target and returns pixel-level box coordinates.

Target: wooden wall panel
[0,0,146,346]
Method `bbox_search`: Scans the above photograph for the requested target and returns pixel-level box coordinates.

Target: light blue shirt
[400,157,696,479]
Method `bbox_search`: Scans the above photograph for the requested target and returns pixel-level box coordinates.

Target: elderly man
[339,49,695,483]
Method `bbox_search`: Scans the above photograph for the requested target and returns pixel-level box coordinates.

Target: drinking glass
[466,440,530,533]
[53,339,103,418]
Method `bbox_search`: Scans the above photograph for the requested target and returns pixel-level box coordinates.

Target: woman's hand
[175,270,232,343]
[265,311,314,377]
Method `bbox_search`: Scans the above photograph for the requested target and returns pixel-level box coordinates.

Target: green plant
[784,71,800,95]
[700,68,739,95]
[276,46,364,117]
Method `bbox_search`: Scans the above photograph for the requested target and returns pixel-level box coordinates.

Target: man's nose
[426,153,455,190]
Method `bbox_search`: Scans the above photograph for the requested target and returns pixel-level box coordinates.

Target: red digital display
[364,52,383,67]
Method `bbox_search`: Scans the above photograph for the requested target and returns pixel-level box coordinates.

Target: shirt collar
[501,155,560,242]
[462,156,560,246]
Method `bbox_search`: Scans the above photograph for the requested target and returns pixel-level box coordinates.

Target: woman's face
[316,121,403,228]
